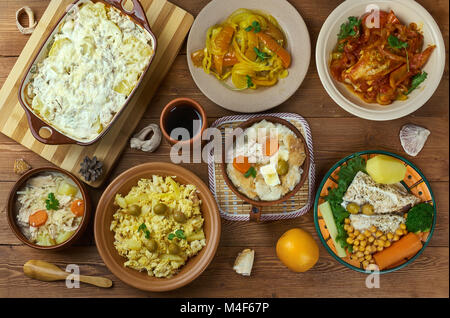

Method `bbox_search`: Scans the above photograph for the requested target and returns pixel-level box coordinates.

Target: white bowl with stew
[316,0,445,121]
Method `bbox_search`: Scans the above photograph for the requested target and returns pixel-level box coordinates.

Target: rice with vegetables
[110,176,206,278]
[16,173,84,246]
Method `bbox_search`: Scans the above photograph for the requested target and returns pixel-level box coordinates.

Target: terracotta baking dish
[94,162,221,292]
[7,167,92,251]
[221,116,310,221]
[18,0,157,145]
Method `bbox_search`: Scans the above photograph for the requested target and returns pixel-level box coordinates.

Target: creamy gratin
[26,1,154,141]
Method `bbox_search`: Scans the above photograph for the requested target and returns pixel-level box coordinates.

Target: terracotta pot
[160,97,207,146]
[94,162,221,292]
[7,167,91,251]
[221,116,310,222]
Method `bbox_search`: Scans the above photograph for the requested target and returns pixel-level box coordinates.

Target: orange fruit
[276,228,319,272]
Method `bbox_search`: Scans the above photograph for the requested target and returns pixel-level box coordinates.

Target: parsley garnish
[244,166,257,178]
[245,21,261,33]
[246,75,254,88]
[168,229,186,240]
[407,71,428,95]
[388,35,410,72]
[325,157,367,249]
[337,16,361,39]
[138,223,150,239]
[175,229,186,240]
[45,193,59,210]
[253,47,271,60]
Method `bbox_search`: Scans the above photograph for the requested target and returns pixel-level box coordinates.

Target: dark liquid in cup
[165,105,202,141]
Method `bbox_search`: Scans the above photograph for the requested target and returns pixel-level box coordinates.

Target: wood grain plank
[0,245,447,298]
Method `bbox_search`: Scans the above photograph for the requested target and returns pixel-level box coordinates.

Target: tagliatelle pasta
[191,8,291,90]
[330,10,435,105]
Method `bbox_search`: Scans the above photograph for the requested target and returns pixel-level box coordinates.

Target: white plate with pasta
[186,0,311,113]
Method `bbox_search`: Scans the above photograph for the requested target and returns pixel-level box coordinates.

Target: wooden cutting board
[0,0,193,188]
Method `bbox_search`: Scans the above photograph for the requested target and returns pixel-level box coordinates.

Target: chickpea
[377,239,385,246]
[363,230,372,237]
[400,224,407,230]
[403,229,408,235]
[357,234,365,241]
[344,218,351,224]
[347,226,354,233]
[369,226,377,233]
[380,235,387,241]
[353,239,360,246]
[359,246,365,252]
[395,229,404,236]
[384,240,392,248]
[393,234,400,241]
[346,237,354,245]
[361,204,375,215]
[371,245,377,253]
[354,230,360,237]
[377,245,384,252]
[356,251,364,258]
[359,257,366,263]
[387,232,394,241]
[375,230,383,238]
[351,254,359,260]
[365,254,372,261]
[348,232,356,238]
[362,260,370,269]
[364,249,371,255]
[368,236,375,243]
[360,240,367,248]
[344,224,350,231]
[346,203,360,214]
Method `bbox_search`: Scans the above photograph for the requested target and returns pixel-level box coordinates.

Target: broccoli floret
[406,203,434,233]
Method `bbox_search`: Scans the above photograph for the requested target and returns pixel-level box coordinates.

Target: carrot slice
[29,210,48,227]
[213,25,235,75]
[263,138,279,156]
[70,199,85,217]
[373,232,422,270]
[233,156,251,174]
[257,32,291,68]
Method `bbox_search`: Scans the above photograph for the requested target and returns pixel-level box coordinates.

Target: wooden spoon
[23,260,112,288]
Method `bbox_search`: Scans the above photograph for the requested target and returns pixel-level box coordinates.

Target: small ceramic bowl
[94,162,221,292]
[221,116,310,221]
[7,167,91,250]
[159,97,207,145]
[314,150,436,273]
[316,0,445,121]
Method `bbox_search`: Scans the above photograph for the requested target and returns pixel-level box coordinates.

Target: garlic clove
[399,124,430,157]
[233,248,255,276]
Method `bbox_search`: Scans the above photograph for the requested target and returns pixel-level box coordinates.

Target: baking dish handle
[26,111,76,145]
[107,0,151,32]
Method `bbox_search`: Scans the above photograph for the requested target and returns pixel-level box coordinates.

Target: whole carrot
[373,232,422,270]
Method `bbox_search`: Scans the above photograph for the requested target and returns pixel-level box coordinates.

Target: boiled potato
[55,230,75,244]
[36,232,56,246]
[366,155,407,184]
[57,181,78,197]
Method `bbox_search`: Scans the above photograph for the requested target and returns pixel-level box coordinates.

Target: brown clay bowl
[159,97,208,146]
[221,116,310,221]
[7,167,92,250]
[94,162,221,292]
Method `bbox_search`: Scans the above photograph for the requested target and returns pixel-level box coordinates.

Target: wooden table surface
[0,0,448,298]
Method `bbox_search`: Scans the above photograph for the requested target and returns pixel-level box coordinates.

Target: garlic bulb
[399,124,430,157]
